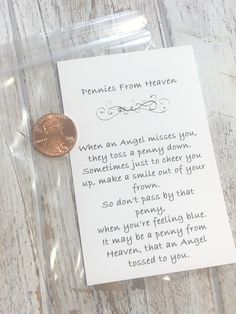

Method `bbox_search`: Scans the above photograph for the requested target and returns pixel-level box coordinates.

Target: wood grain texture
[0,2,48,314]
[0,0,236,313]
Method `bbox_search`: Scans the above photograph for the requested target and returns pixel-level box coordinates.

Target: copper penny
[32,113,78,157]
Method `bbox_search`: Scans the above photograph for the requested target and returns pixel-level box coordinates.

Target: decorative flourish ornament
[96,95,169,121]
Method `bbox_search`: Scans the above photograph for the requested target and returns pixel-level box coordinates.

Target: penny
[32,113,78,157]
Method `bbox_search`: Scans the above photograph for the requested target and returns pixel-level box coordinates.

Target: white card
[58,46,236,285]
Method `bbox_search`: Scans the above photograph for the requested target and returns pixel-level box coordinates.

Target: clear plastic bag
[0,11,155,313]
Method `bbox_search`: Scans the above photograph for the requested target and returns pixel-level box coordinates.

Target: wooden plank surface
[0,0,236,313]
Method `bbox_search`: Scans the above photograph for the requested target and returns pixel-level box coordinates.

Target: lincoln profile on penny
[33,113,77,157]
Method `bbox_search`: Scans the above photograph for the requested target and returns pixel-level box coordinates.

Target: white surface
[58,46,236,285]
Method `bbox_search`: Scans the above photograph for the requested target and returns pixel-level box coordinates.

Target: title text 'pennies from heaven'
[32,113,78,157]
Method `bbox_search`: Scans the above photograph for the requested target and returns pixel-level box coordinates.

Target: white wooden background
[1,0,236,313]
